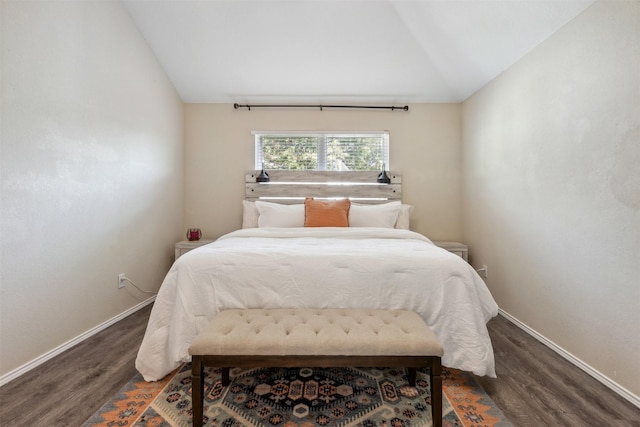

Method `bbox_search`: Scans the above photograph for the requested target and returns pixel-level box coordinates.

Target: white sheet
[135,228,499,381]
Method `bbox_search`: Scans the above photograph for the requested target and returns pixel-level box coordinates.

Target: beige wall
[462,0,639,397]
[184,104,463,241]
[0,1,184,378]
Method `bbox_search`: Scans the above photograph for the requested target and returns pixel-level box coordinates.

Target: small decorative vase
[186,228,202,241]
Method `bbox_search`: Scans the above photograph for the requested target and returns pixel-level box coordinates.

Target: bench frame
[191,354,442,427]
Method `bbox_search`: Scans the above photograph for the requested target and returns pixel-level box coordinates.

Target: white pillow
[395,204,414,230]
[242,200,259,228]
[349,201,402,228]
[255,201,305,227]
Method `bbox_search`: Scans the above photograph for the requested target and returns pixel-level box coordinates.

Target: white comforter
[136,228,499,381]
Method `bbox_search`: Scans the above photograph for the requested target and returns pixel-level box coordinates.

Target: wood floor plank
[0,304,152,426]
[475,315,640,426]
[1,305,638,426]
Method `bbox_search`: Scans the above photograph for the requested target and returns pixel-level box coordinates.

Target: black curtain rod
[233,103,409,112]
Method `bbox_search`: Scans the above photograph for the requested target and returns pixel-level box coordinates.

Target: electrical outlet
[118,273,126,289]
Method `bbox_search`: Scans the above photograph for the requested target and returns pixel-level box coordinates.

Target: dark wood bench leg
[221,367,230,386]
[407,368,417,386]
[192,356,204,427]
[430,357,442,427]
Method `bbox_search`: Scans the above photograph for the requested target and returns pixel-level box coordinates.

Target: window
[254,132,389,171]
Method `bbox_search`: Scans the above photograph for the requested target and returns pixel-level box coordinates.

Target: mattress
[135,227,499,381]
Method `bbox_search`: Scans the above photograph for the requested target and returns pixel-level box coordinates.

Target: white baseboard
[499,308,640,409]
[0,296,156,388]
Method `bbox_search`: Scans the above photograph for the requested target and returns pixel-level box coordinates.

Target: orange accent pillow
[304,198,351,227]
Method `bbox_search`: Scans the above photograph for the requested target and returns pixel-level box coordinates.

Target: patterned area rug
[83,364,512,427]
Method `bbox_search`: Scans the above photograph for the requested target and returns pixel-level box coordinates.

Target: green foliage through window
[255,133,389,171]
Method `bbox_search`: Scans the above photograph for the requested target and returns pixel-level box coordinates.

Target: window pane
[326,135,388,171]
[256,132,389,171]
[261,136,318,170]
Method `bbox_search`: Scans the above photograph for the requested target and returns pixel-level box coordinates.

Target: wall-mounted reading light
[256,163,270,182]
[377,164,391,184]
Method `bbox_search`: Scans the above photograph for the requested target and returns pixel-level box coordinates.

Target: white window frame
[253,131,390,171]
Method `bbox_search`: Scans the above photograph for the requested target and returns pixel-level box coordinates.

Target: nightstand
[175,240,214,260]
[433,241,468,262]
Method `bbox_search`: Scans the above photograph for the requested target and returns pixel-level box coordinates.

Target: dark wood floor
[475,317,640,426]
[1,305,638,426]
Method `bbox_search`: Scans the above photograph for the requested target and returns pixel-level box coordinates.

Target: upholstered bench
[189,308,443,427]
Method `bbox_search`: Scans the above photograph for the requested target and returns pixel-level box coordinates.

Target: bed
[135,171,499,381]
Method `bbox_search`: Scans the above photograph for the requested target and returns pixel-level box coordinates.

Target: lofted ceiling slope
[123,0,595,104]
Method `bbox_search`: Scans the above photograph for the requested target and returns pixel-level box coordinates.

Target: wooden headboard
[245,170,401,204]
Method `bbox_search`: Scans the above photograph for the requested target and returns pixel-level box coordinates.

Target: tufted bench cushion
[189,308,444,357]
[189,308,443,427]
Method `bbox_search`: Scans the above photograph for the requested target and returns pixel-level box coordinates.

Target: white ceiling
[123,0,595,104]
